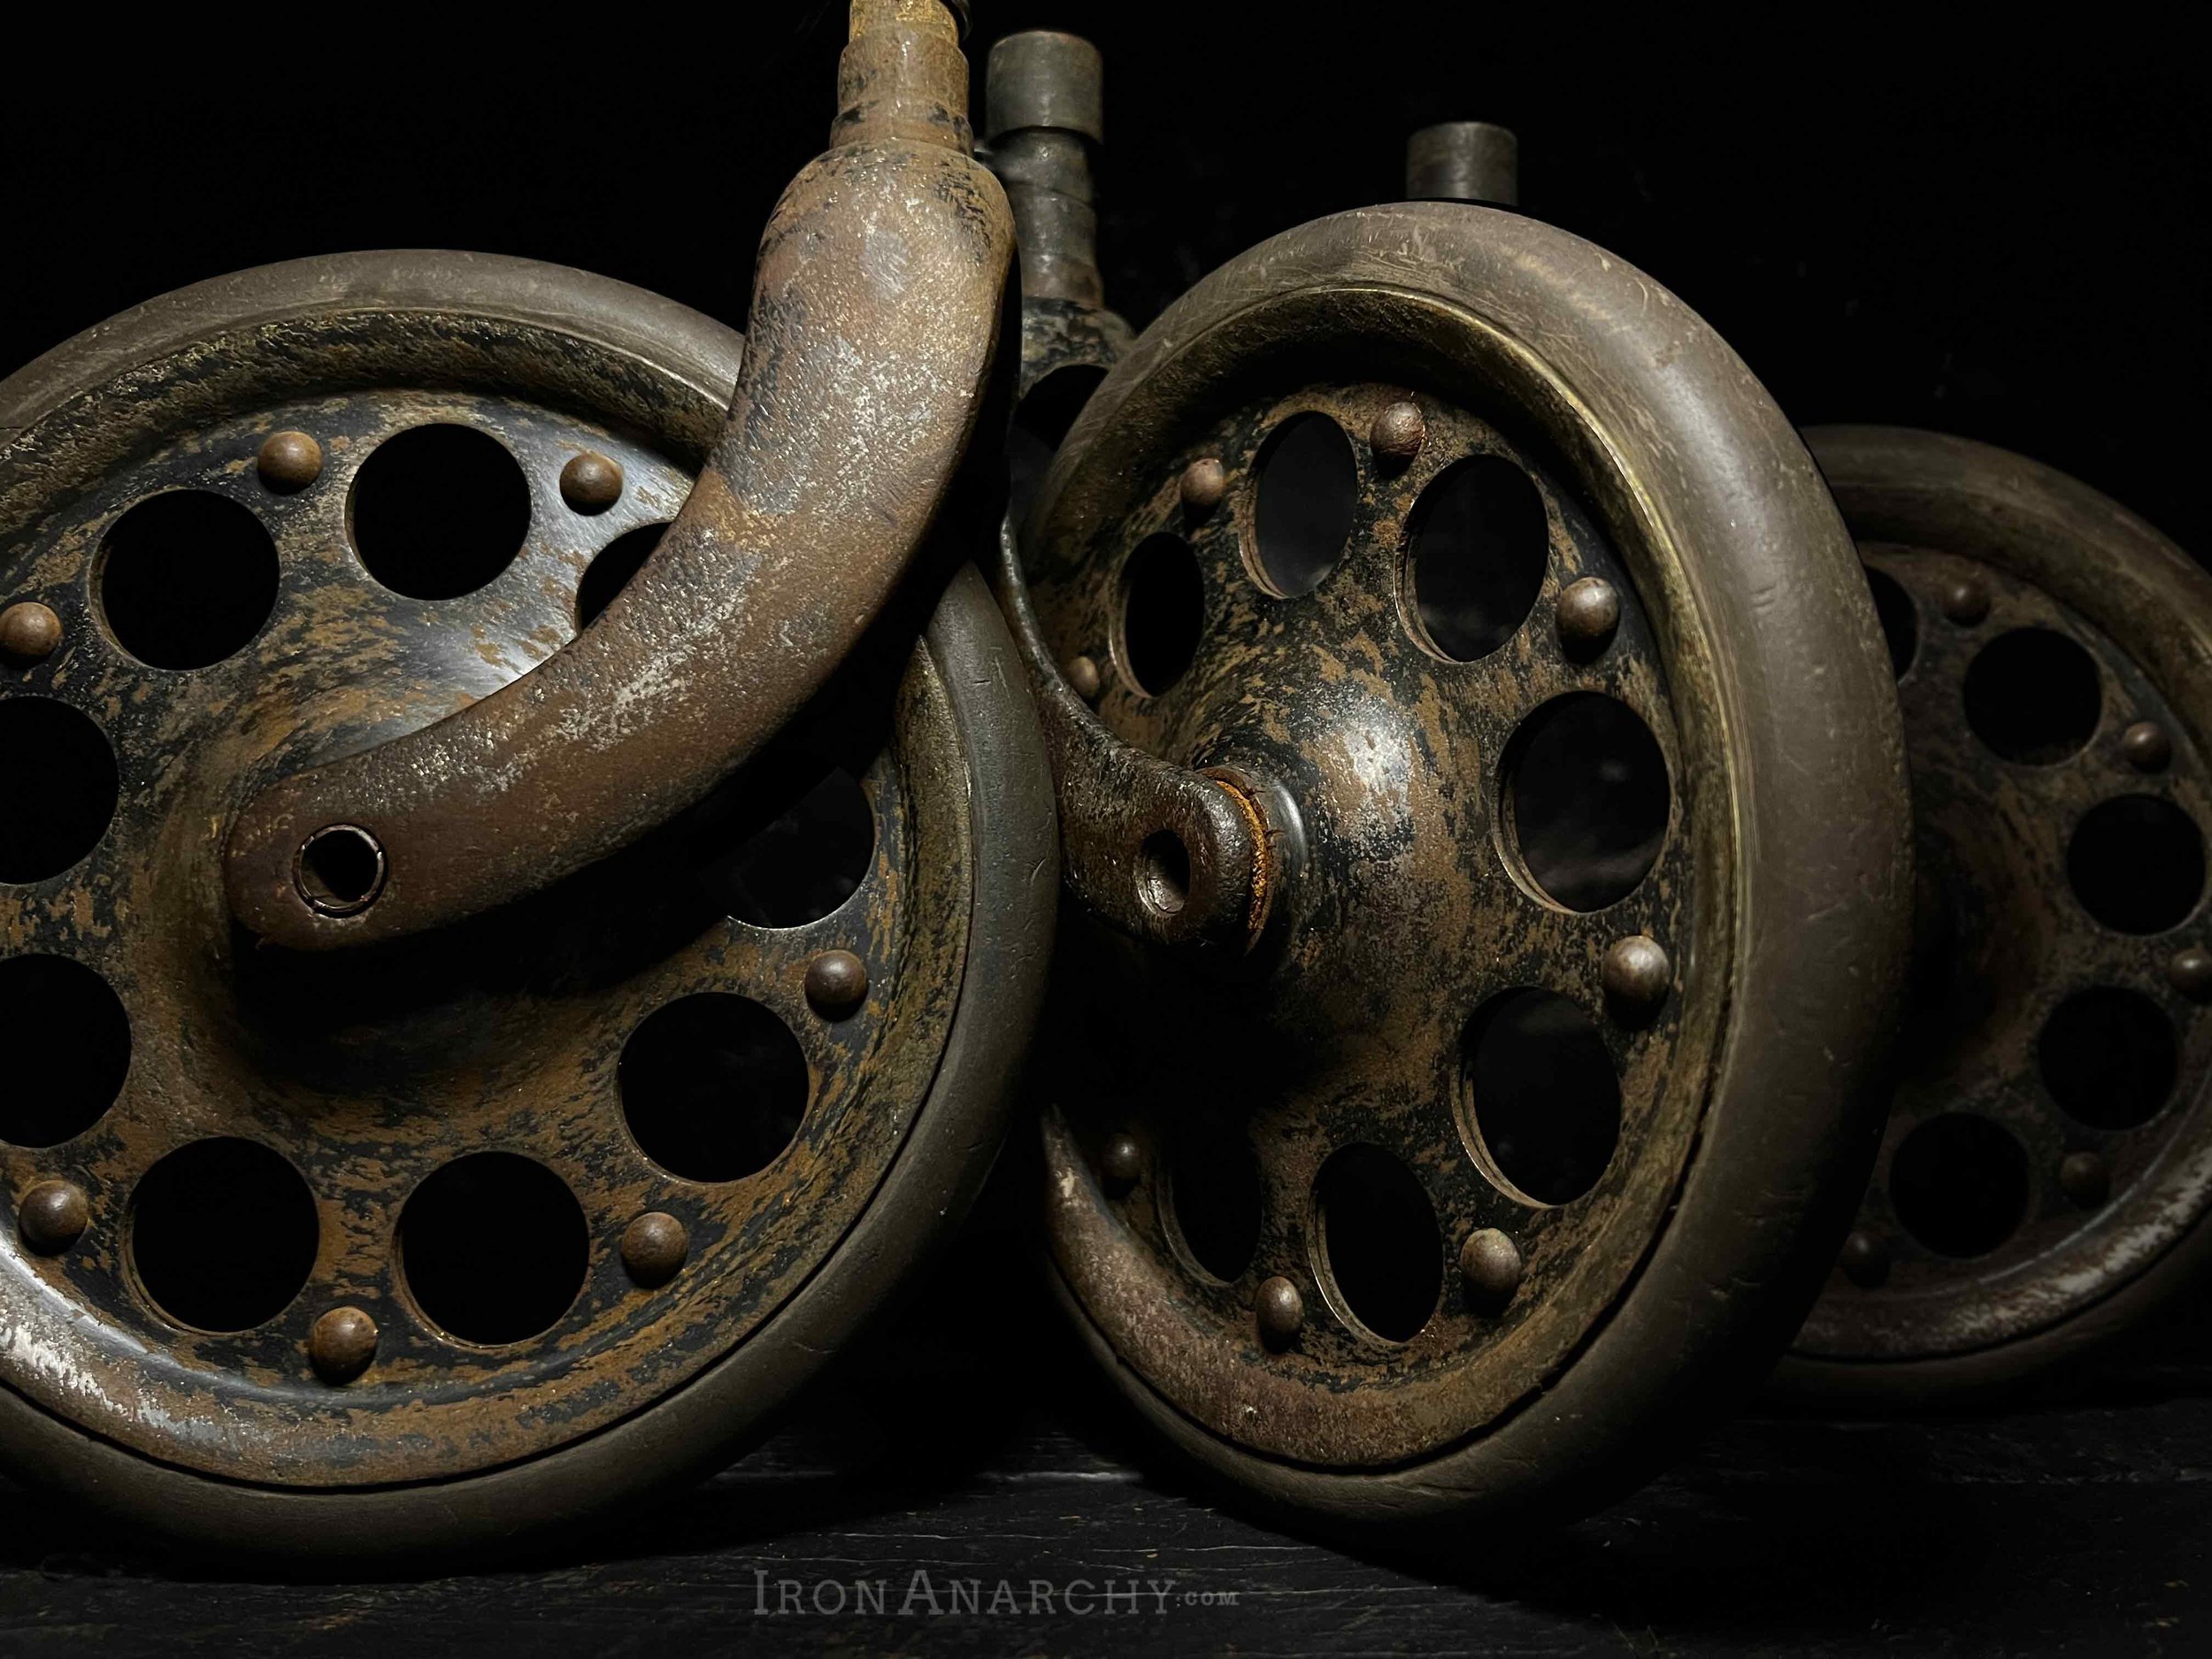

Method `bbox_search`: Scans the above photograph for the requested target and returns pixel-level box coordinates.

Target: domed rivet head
[1556,577,1622,656]
[17,1179,88,1255]
[1839,1229,1890,1288]
[1459,1227,1524,1311]
[804,949,869,1018]
[559,451,626,514]
[1368,400,1427,467]
[1601,934,1672,1021]
[620,1211,689,1288]
[2059,1151,2110,1209]
[256,429,324,493]
[1255,1276,1304,1349]
[308,1306,379,1384]
[1065,654,1103,702]
[2168,946,2212,1002]
[2121,720,2173,773]
[1939,577,1990,626]
[1098,1133,1143,1194]
[0,601,63,665]
[1179,457,1227,518]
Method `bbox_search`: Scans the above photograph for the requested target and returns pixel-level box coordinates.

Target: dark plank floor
[4,1210,2208,1658]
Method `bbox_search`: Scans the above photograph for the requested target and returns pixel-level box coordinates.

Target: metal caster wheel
[1783,426,2212,1404]
[995,100,1912,1537]
[0,3,1048,1563]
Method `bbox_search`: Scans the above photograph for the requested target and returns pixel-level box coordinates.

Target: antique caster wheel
[1782,426,2212,1404]
[0,242,1048,1560]
[1004,187,1912,1532]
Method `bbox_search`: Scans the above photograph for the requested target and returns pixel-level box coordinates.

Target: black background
[5,12,2206,562]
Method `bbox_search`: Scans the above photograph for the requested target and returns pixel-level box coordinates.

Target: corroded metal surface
[222,1,1013,951]
[0,283,971,1485]
[1791,426,2212,1399]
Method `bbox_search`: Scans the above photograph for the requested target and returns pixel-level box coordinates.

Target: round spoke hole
[2039,987,2177,1129]
[97,491,280,669]
[1459,988,1622,1205]
[1009,364,1105,529]
[350,424,531,600]
[0,698,119,883]
[1120,533,1204,697]
[619,994,810,1182]
[1889,1113,2030,1258]
[576,522,668,629]
[1252,411,1357,597]
[1964,628,2101,764]
[1314,1144,1440,1342]
[693,751,876,928]
[1406,455,1548,661]
[1865,565,1917,680]
[400,1152,588,1345]
[1165,1118,1263,1284]
[0,956,130,1146]
[131,1139,318,1333]
[1503,692,1671,911]
[2069,795,2204,934]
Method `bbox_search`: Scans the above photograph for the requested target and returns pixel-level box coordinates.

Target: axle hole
[97,491,280,669]
[1503,692,1670,910]
[1253,411,1357,597]
[131,1139,319,1333]
[1137,830,1191,918]
[296,825,386,916]
[1407,455,1548,660]
[0,956,130,1146]
[2039,987,2177,1129]
[2069,795,2204,934]
[1865,565,1917,680]
[1460,988,1622,1205]
[694,752,876,928]
[1964,628,2101,764]
[0,698,119,883]
[1889,1112,2030,1258]
[350,424,531,600]
[576,523,668,629]
[1314,1143,1441,1342]
[1120,533,1204,697]
[1165,1119,1263,1283]
[400,1152,588,1345]
[620,994,810,1182]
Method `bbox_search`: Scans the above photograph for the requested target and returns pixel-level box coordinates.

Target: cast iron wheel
[0,252,1052,1560]
[1785,426,2212,1404]
[1019,204,1912,1536]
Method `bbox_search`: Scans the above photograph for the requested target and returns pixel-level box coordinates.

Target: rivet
[2059,1150,2110,1209]
[2121,720,2173,773]
[17,1179,88,1255]
[1555,576,1622,656]
[0,601,64,665]
[1098,1133,1142,1194]
[1458,1227,1524,1310]
[256,430,324,493]
[309,1306,379,1384]
[1839,1229,1890,1289]
[1255,1275,1304,1349]
[1601,934,1672,1020]
[1065,654,1103,702]
[621,1211,689,1288]
[1179,457,1227,518]
[804,949,869,1018]
[560,451,626,514]
[2169,946,2212,1002]
[1368,400,1427,467]
[1939,577,1990,626]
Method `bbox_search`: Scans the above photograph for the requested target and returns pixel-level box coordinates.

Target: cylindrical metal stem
[1406,121,1520,207]
[986,31,1107,306]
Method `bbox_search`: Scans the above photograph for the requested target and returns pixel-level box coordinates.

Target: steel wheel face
[0,254,1049,1552]
[1024,206,1910,1526]
[1790,426,2212,1402]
